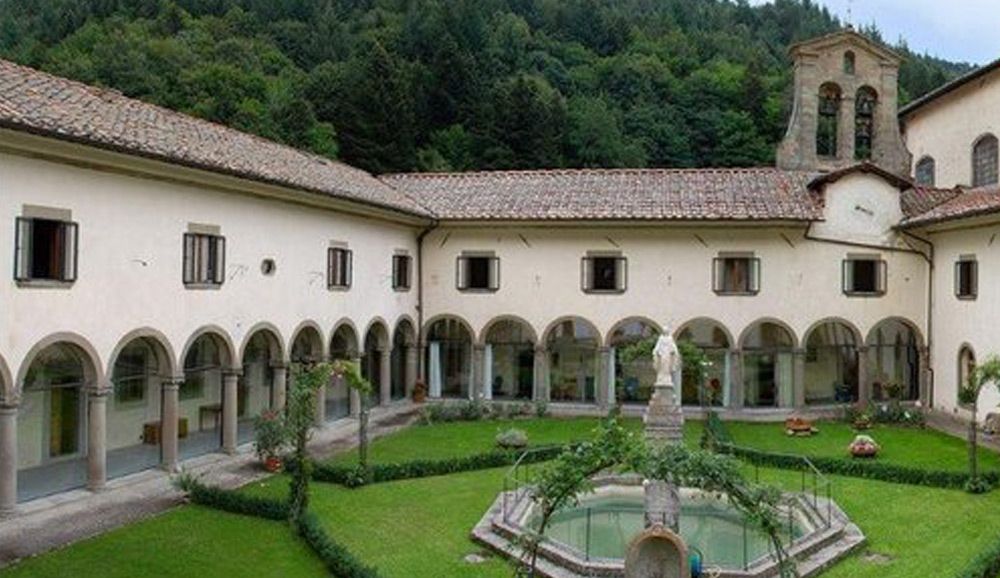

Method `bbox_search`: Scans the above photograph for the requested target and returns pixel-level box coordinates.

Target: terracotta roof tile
[382,168,824,222]
[0,59,431,218]
[901,186,1000,227]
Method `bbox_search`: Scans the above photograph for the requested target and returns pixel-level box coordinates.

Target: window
[393,254,412,291]
[955,257,978,299]
[183,233,225,286]
[915,156,936,186]
[327,247,353,289]
[855,87,877,161]
[817,83,841,157]
[843,51,856,75]
[582,254,627,293]
[713,255,760,295]
[973,134,999,187]
[842,257,886,296]
[456,253,499,291]
[14,217,78,283]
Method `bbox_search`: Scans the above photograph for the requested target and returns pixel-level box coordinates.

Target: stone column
[271,363,287,411]
[792,348,806,409]
[919,346,932,407]
[729,349,743,409]
[0,400,19,516]
[161,379,181,472]
[404,343,418,399]
[857,346,870,403]
[87,387,109,492]
[379,348,392,405]
[315,378,327,426]
[533,346,550,402]
[472,345,486,401]
[221,370,240,454]
[597,347,612,409]
[350,355,363,417]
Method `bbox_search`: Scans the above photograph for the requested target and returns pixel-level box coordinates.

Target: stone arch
[972,133,999,187]
[363,317,391,350]
[604,316,663,348]
[915,155,936,186]
[802,317,862,347]
[393,315,417,346]
[421,313,476,344]
[239,322,286,364]
[864,317,924,348]
[179,326,236,371]
[16,332,104,393]
[106,328,178,380]
[737,318,799,350]
[0,351,12,405]
[864,317,924,401]
[478,314,539,346]
[541,315,601,344]
[624,526,689,578]
[817,81,842,157]
[330,318,361,359]
[674,317,735,349]
[854,85,878,160]
[289,321,325,363]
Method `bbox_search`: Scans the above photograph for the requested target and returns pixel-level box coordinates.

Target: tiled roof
[899,58,1000,119]
[901,186,1000,228]
[382,168,824,222]
[0,59,431,218]
[900,186,963,219]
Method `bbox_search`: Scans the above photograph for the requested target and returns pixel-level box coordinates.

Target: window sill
[843,291,885,298]
[184,283,222,291]
[458,288,498,294]
[328,285,351,292]
[956,294,978,301]
[393,286,412,293]
[16,279,75,290]
[583,289,626,295]
[713,290,759,297]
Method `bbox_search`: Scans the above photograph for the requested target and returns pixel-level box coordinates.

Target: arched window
[855,87,877,161]
[958,346,976,406]
[915,156,936,186]
[973,134,999,187]
[843,51,856,75]
[817,83,841,157]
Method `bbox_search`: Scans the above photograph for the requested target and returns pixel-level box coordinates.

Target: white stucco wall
[927,225,1000,416]
[902,68,1000,188]
[809,173,906,246]
[0,149,421,399]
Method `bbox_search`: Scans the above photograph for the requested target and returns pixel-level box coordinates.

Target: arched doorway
[363,321,389,405]
[425,317,473,399]
[328,323,359,420]
[484,318,536,401]
[391,320,415,401]
[546,318,599,404]
[608,319,659,405]
[741,321,795,408]
[180,332,232,459]
[676,319,732,407]
[17,341,97,501]
[866,319,922,401]
[240,328,282,443]
[108,335,172,480]
[804,321,859,405]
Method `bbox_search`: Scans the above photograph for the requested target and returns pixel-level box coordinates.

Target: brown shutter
[213,236,226,285]
[183,233,195,284]
[14,217,32,281]
[61,222,78,282]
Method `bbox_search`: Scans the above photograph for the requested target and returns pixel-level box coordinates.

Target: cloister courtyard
[3,412,1000,578]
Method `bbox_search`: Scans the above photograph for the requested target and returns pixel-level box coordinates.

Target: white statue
[653,330,680,387]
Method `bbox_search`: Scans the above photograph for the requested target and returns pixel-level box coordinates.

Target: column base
[87,482,108,493]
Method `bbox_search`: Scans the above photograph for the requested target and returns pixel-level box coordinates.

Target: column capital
[222,367,244,378]
[269,360,290,370]
[0,391,21,410]
[598,346,612,355]
[534,345,549,355]
[85,385,112,398]
[793,348,807,356]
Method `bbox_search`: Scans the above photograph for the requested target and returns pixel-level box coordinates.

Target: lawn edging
[954,535,1000,578]
[312,444,570,488]
[296,512,384,578]
[718,443,1000,490]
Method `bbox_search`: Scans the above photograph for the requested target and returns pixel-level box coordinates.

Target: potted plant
[253,409,286,472]
[413,380,427,403]
[853,411,872,431]
[496,427,529,451]
[849,434,879,458]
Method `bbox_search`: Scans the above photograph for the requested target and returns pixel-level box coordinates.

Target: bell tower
[776,29,911,176]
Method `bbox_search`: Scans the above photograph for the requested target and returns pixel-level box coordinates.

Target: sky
[750,0,998,65]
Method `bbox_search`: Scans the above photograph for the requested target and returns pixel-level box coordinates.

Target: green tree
[960,356,1000,493]
[285,363,331,524]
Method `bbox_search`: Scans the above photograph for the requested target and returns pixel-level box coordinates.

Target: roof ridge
[383,167,809,180]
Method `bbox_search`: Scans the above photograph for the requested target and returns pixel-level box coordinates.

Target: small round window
[261,258,277,276]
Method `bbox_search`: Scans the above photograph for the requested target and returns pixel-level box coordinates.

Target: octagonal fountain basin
[473,475,867,578]
[541,486,805,568]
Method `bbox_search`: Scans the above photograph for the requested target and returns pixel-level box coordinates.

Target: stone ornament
[624,525,691,578]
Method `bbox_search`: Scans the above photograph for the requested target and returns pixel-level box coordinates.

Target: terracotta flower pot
[264,457,282,472]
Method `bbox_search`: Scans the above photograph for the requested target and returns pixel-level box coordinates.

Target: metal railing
[501,447,551,523]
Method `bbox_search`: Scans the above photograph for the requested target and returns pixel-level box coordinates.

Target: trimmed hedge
[297,512,385,578]
[184,478,290,520]
[313,445,569,488]
[719,443,1000,490]
[955,535,1000,578]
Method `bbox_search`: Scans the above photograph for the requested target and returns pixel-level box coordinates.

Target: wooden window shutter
[183,233,195,284]
[581,257,593,291]
[14,217,32,281]
[616,257,627,291]
[345,250,353,288]
[61,222,78,282]
[456,256,468,290]
[213,236,226,285]
[877,260,887,294]
[749,258,761,293]
[489,256,500,291]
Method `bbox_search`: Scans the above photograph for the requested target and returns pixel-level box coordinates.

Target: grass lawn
[1,506,327,578]
[724,420,1000,472]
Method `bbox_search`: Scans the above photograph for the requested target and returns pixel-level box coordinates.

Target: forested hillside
[0,0,973,173]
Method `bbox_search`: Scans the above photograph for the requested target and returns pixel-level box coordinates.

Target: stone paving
[0,402,420,567]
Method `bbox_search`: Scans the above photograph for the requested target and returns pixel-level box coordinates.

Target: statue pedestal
[644,381,684,446]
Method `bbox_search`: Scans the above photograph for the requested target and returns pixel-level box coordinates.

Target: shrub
[718,444,1000,491]
[177,475,290,521]
[869,400,926,426]
[955,535,1000,578]
[297,512,385,578]
[253,409,287,462]
[496,427,529,450]
[534,400,549,418]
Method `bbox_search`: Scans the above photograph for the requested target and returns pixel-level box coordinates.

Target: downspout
[416,221,439,382]
[900,228,935,409]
